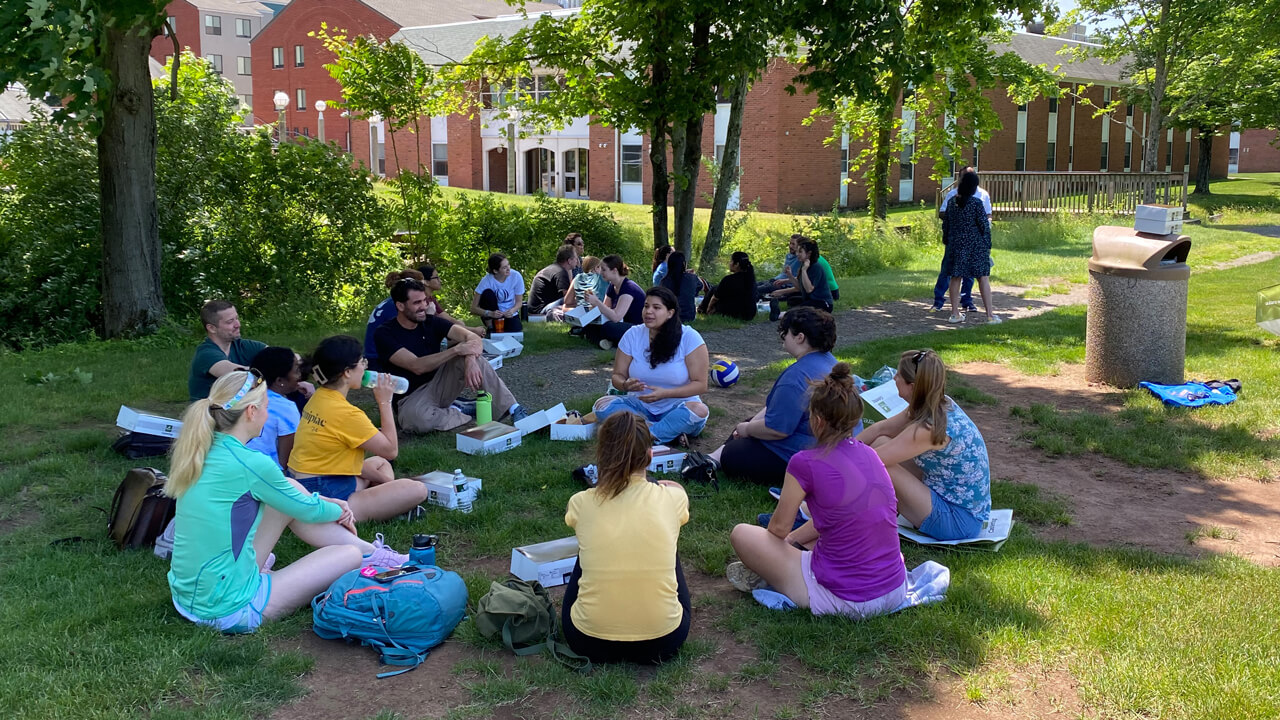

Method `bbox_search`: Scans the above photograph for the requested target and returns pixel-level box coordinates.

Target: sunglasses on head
[221,368,264,410]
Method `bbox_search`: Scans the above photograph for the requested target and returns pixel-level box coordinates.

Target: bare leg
[884,462,933,528]
[977,276,994,319]
[288,518,375,555]
[261,545,363,620]
[361,457,395,486]
[686,402,709,419]
[346,478,429,522]
[729,524,809,607]
[948,277,963,316]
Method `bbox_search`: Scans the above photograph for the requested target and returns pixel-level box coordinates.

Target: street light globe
[272,91,289,111]
[314,99,327,113]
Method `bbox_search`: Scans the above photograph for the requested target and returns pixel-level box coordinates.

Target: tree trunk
[99,23,165,338]
[672,114,703,258]
[700,73,747,270]
[1193,128,1213,194]
[871,99,896,221]
[649,122,670,249]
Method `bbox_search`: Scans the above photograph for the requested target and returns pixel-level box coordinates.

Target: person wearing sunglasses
[288,335,430,522]
[165,370,409,634]
[856,349,991,541]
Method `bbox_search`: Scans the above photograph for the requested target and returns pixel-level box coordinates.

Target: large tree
[0,0,168,337]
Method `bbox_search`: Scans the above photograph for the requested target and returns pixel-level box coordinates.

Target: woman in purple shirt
[727,363,907,618]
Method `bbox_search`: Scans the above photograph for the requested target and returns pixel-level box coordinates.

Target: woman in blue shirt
[246,346,305,469]
[709,308,857,485]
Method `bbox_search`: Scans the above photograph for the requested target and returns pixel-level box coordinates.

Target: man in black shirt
[374,279,525,432]
[529,244,579,319]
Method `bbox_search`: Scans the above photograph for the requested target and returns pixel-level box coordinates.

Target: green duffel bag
[474,579,590,671]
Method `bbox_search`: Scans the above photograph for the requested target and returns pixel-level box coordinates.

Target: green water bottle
[475,391,493,424]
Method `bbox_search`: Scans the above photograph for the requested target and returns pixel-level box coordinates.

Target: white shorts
[801,552,906,619]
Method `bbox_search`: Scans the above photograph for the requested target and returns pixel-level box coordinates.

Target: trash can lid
[1088,225,1191,279]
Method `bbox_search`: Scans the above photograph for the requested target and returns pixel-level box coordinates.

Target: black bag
[679,452,720,491]
[111,431,173,459]
[107,468,176,549]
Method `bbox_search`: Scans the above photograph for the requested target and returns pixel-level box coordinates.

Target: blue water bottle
[409,534,437,567]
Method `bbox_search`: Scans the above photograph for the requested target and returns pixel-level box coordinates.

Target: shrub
[791,206,936,278]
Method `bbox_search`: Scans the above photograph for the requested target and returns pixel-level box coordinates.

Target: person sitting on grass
[857,349,991,541]
[165,370,409,634]
[756,234,800,299]
[660,251,701,323]
[562,411,691,664]
[651,244,673,286]
[582,255,646,350]
[769,238,833,317]
[586,286,709,446]
[246,346,306,470]
[471,253,525,334]
[528,244,580,320]
[287,335,430,523]
[414,264,487,338]
[699,251,758,320]
[726,363,907,617]
[564,256,608,313]
[708,308,854,485]
[189,300,265,401]
[364,269,423,372]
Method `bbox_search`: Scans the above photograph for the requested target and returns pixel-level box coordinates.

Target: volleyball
[710,359,740,387]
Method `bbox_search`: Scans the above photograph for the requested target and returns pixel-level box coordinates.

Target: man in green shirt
[188,300,267,401]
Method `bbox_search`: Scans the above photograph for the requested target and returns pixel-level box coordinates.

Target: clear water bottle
[453,469,472,513]
[362,370,409,394]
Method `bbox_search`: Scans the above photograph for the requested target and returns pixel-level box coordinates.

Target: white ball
[710,359,739,388]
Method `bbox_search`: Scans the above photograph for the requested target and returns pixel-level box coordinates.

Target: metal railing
[937,171,1189,217]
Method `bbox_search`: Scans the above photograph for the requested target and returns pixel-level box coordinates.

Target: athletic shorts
[801,552,905,619]
[173,572,271,634]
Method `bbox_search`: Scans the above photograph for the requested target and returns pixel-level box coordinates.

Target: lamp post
[315,99,327,143]
[272,91,289,144]
[340,110,352,152]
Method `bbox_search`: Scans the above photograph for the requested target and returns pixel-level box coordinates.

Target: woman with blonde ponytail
[166,370,408,634]
[728,363,906,618]
[857,349,991,541]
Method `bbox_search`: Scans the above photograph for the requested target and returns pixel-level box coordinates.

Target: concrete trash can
[1085,226,1192,387]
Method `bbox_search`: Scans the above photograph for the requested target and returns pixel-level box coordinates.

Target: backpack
[474,579,591,671]
[311,564,468,678]
[110,431,173,459]
[107,467,176,550]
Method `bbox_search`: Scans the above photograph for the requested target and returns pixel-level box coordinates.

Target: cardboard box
[415,470,482,510]
[527,313,547,323]
[1134,218,1184,235]
[485,353,503,371]
[550,416,596,441]
[648,445,687,474]
[510,536,579,588]
[1135,204,1184,223]
[483,335,523,359]
[488,331,524,345]
[116,405,183,438]
[514,403,567,436]
[456,421,522,455]
[564,305,603,327]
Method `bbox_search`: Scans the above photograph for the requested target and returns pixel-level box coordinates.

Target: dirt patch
[953,361,1280,566]
[1206,250,1280,271]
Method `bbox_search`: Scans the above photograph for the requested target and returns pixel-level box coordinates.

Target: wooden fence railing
[937,171,1189,217]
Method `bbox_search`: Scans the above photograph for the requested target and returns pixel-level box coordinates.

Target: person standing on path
[942,171,999,324]
[931,166,992,314]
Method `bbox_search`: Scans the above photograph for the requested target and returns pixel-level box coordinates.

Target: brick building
[1236,129,1280,173]
[149,0,275,114]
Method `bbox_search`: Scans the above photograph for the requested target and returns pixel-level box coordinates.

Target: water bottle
[475,391,493,424]
[409,534,437,566]
[362,370,409,394]
[453,469,472,513]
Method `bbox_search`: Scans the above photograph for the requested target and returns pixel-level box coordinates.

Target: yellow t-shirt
[565,475,689,641]
[287,388,379,477]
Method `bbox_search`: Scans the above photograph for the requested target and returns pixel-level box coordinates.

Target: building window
[294,45,305,68]
[1015,142,1026,172]
[1124,141,1132,171]
[899,143,914,180]
[1184,137,1191,169]
[1103,87,1112,104]
[204,14,221,35]
[1101,141,1109,171]
[1165,141,1173,172]
[237,56,251,75]
[205,54,222,74]
[1048,97,1058,113]
[973,143,980,169]
[621,144,642,183]
[236,18,252,37]
[1017,102,1027,112]
[1228,147,1239,166]
[1046,142,1056,171]
[840,147,850,173]
[295,88,306,110]
[1126,104,1134,118]
[432,144,449,177]
[240,94,252,109]
[164,16,176,36]
[272,47,284,69]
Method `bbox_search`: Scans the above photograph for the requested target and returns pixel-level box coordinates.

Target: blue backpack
[311,564,468,678]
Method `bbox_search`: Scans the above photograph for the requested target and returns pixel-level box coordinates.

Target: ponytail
[897,349,948,446]
[593,411,653,500]
[807,362,864,449]
[166,371,267,498]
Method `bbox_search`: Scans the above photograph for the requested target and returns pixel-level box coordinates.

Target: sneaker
[568,326,585,337]
[928,304,944,313]
[397,504,426,522]
[508,403,529,422]
[947,313,966,324]
[262,552,277,571]
[572,464,599,487]
[726,561,769,593]
[987,314,1003,324]
[598,338,615,350]
[756,512,807,532]
[768,299,781,322]
[963,305,979,314]
[361,533,409,569]
[451,399,477,417]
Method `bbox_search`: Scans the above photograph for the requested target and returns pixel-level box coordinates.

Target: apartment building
[149,0,276,116]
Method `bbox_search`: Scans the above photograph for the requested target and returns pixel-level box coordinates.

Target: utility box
[1085,226,1192,387]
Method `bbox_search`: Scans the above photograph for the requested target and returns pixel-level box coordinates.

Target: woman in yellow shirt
[562,411,691,664]
[288,335,428,522]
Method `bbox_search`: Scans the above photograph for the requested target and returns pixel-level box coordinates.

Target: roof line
[1011,29,1104,49]
[398,7,578,33]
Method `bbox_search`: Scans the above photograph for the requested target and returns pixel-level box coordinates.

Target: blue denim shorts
[918,487,983,541]
[173,572,271,634]
[297,474,358,501]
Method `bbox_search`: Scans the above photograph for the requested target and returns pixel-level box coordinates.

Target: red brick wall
[984,88,1018,172]
[1239,129,1280,172]
[1209,126,1230,178]
[738,60,786,213]
[1072,86,1104,172]
[446,114,484,189]
[151,0,200,64]
[588,123,615,202]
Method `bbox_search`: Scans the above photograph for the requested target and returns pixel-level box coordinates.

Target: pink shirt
[789,439,906,602]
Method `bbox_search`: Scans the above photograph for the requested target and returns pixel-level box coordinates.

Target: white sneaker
[726,561,769,593]
[987,314,1003,324]
[598,339,615,350]
[947,313,966,324]
[361,533,409,568]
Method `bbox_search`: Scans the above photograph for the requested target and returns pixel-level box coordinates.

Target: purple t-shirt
[789,439,905,602]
